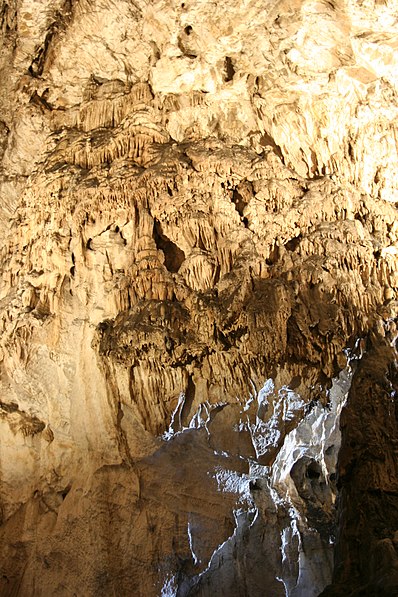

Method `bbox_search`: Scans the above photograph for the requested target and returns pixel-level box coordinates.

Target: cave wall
[0,1,397,595]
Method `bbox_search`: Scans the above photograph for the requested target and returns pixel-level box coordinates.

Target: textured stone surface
[0,1,397,595]
[322,328,398,596]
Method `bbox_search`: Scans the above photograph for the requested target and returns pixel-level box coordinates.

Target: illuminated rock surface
[0,1,397,595]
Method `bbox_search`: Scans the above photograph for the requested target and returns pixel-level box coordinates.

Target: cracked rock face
[0,1,397,595]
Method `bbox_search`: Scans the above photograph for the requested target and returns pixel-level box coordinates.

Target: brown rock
[0,1,397,595]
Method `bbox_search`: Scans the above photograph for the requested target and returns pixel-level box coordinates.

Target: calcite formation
[0,1,397,595]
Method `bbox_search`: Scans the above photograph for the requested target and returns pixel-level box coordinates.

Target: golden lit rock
[0,1,397,595]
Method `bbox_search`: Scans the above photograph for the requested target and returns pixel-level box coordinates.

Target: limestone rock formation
[0,1,397,595]
[322,331,398,596]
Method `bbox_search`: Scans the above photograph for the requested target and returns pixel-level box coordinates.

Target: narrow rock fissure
[153,219,186,273]
[224,57,235,82]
